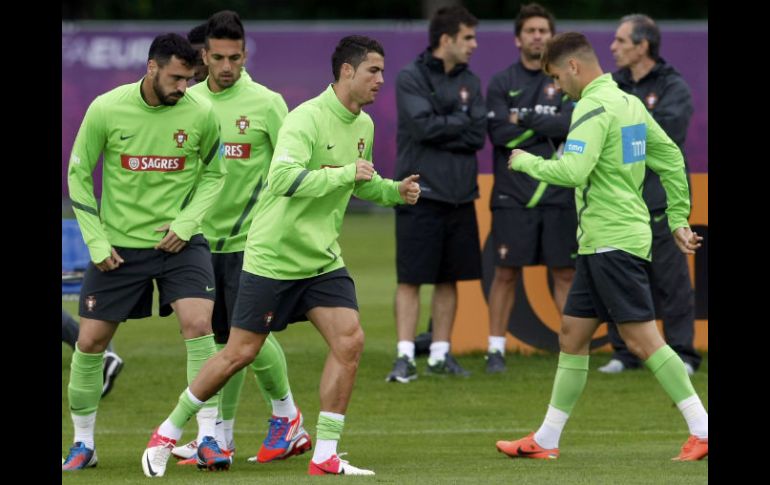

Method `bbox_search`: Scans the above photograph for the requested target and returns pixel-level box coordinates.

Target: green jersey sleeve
[267,107,357,198]
[642,109,691,232]
[170,106,226,240]
[67,98,111,263]
[512,100,609,187]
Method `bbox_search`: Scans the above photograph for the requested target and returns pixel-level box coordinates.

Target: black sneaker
[485,351,506,373]
[102,351,124,397]
[385,355,417,383]
[426,353,471,377]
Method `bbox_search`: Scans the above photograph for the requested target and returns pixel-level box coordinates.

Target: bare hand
[154,224,187,253]
[507,149,527,170]
[355,159,375,182]
[399,174,421,205]
[95,248,124,272]
[508,112,519,124]
[673,227,703,254]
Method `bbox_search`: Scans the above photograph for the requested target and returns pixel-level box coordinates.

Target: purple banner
[62,22,707,197]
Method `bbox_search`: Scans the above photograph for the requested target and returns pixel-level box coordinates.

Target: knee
[494,267,517,285]
[182,315,214,338]
[76,334,110,354]
[222,342,259,372]
[333,323,365,367]
[558,323,587,355]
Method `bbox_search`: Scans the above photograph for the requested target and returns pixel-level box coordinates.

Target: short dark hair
[620,14,661,60]
[515,3,555,37]
[429,6,478,50]
[331,35,384,81]
[542,32,597,74]
[205,10,245,47]
[187,23,207,46]
[148,33,197,67]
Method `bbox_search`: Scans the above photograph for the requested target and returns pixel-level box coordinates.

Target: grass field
[62,212,708,484]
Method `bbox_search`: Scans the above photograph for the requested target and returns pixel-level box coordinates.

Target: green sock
[216,343,246,421]
[644,345,696,404]
[169,389,205,429]
[68,344,104,415]
[549,352,589,414]
[316,413,345,440]
[250,333,290,406]
[185,334,218,409]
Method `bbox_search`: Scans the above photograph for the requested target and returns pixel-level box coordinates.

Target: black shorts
[491,206,577,268]
[211,251,245,344]
[79,234,215,322]
[395,198,482,284]
[230,267,358,334]
[563,250,655,324]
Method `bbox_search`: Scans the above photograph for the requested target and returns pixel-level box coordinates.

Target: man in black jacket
[484,3,575,374]
[599,13,701,375]
[386,6,486,383]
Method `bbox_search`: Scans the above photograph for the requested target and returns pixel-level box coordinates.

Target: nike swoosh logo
[653,214,666,223]
[206,286,215,292]
[508,89,522,97]
[145,453,158,476]
[326,144,335,150]
[517,446,543,456]
[120,134,135,140]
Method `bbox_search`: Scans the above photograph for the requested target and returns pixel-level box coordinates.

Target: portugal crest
[357,138,365,158]
[173,129,188,148]
[236,115,250,134]
[645,92,658,110]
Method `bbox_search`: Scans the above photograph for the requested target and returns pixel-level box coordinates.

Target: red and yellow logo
[174,129,188,148]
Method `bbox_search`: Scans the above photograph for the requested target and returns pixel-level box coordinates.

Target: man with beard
[484,3,576,373]
[63,33,226,471]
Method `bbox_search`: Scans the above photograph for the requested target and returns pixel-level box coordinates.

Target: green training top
[244,84,404,279]
[513,74,690,261]
[192,70,289,253]
[68,79,226,263]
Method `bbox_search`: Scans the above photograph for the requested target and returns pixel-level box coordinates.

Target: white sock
[272,390,298,419]
[428,341,450,364]
[313,439,338,463]
[677,395,708,439]
[214,417,228,450]
[223,419,235,449]
[196,406,218,441]
[397,341,415,361]
[488,336,506,355]
[534,405,570,449]
[157,418,183,441]
[72,412,96,449]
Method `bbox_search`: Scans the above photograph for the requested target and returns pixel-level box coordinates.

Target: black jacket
[613,59,693,212]
[487,62,574,209]
[395,49,486,205]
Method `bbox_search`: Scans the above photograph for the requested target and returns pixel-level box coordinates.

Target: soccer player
[62,33,226,471]
[141,35,421,478]
[484,3,575,373]
[171,11,311,466]
[495,32,707,461]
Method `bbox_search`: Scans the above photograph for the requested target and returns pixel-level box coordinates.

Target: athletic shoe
[485,351,506,373]
[101,351,124,397]
[196,436,231,471]
[308,453,374,475]
[252,409,312,463]
[426,353,470,376]
[171,439,197,460]
[496,432,559,460]
[598,359,625,374]
[141,428,177,477]
[386,355,417,383]
[672,435,708,461]
[62,442,98,471]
